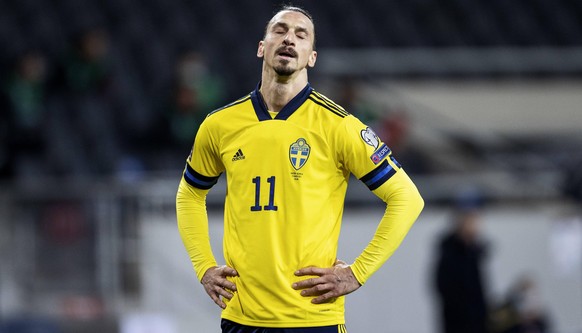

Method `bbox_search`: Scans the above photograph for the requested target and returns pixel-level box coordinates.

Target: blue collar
[250,81,313,121]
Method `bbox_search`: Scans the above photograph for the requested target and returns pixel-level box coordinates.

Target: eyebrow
[271,22,310,36]
[271,22,288,31]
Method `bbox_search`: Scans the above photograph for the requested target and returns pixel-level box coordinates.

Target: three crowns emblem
[289,138,310,170]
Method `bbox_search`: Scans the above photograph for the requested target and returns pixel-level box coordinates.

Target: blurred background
[1,0,581,332]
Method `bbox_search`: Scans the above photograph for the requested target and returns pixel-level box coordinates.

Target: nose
[283,32,296,46]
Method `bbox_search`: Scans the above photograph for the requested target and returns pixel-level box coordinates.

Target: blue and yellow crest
[289,138,310,170]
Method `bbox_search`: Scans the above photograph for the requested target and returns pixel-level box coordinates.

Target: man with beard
[176,5,424,332]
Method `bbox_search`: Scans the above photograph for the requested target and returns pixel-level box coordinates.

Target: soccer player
[176,5,424,332]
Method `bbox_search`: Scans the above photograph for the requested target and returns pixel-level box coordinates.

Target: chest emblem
[289,138,310,170]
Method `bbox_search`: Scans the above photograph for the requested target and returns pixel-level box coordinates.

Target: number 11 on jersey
[250,176,278,211]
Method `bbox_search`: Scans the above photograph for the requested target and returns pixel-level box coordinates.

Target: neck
[259,68,308,113]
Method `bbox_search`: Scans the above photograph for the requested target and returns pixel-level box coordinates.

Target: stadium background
[1,0,581,332]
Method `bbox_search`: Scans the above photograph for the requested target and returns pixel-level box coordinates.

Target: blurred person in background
[175,51,225,113]
[434,194,490,333]
[168,83,206,142]
[144,51,226,172]
[490,275,551,333]
[159,83,206,157]
[53,27,112,97]
[0,50,49,180]
[50,27,124,176]
[153,51,226,166]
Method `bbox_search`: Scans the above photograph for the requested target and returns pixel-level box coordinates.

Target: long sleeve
[350,169,424,285]
[176,177,218,281]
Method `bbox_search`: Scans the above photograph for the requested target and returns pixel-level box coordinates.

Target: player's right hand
[201,265,238,309]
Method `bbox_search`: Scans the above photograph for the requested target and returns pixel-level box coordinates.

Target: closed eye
[272,23,288,35]
[295,28,309,40]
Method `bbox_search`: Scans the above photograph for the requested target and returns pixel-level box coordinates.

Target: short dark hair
[279,5,314,23]
[264,4,316,49]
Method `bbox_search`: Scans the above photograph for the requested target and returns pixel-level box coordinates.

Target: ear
[257,41,265,58]
[307,50,317,68]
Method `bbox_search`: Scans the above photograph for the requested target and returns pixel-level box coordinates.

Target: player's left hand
[292,260,361,304]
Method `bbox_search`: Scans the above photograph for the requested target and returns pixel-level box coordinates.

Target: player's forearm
[351,170,424,285]
[176,177,218,281]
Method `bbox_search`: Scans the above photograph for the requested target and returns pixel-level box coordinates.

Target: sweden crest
[289,138,310,170]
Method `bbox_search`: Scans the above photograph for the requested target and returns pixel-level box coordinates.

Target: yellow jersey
[179,83,414,328]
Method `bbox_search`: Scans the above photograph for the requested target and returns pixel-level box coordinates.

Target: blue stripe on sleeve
[183,164,220,190]
[359,159,399,191]
[365,164,394,186]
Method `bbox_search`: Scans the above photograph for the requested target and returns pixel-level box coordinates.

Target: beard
[274,62,296,76]
[271,46,300,77]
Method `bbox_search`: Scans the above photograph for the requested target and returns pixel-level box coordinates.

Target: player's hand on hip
[201,265,238,309]
[292,260,361,304]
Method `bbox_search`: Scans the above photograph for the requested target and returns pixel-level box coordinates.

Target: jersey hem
[220,313,345,328]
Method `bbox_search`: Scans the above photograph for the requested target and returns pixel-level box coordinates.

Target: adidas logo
[232,149,245,161]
